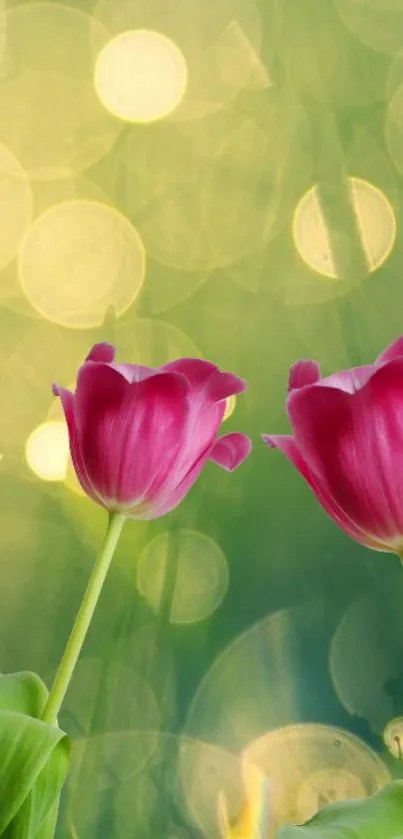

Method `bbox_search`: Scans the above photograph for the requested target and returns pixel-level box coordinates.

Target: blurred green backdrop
[0,0,402,835]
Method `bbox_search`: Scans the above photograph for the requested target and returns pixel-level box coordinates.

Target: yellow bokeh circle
[0,3,122,177]
[95,29,188,123]
[17,200,146,328]
[25,421,69,481]
[137,529,229,624]
[292,177,396,279]
[0,142,32,272]
[296,768,366,822]
[243,724,389,829]
[383,718,403,758]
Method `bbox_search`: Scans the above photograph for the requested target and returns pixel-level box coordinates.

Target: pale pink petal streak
[108,362,155,383]
[317,366,374,393]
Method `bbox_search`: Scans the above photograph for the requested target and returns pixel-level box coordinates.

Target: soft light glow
[115,108,282,272]
[94,30,188,123]
[296,769,365,822]
[383,718,403,758]
[0,141,32,273]
[329,574,403,733]
[0,4,122,176]
[94,0,262,119]
[292,177,396,278]
[25,421,69,481]
[243,724,389,829]
[137,529,229,624]
[18,200,145,328]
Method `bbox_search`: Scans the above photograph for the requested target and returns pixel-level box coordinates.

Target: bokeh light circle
[45,390,85,498]
[25,421,69,481]
[0,174,112,320]
[137,529,229,624]
[0,3,122,176]
[185,607,329,752]
[51,656,161,740]
[330,573,403,733]
[243,724,389,830]
[384,54,403,178]
[383,718,403,759]
[296,768,366,822]
[334,0,403,55]
[0,142,32,273]
[67,732,243,839]
[18,200,146,328]
[292,177,396,279]
[95,29,188,123]
[93,0,263,119]
[115,107,289,271]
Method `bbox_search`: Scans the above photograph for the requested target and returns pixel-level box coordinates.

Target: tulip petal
[317,366,374,393]
[162,357,219,387]
[262,434,388,550]
[85,343,116,363]
[52,384,98,501]
[288,360,321,392]
[376,336,403,365]
[209,433,252,471]
[206,371,247,402]
[109,363,155,383]
[162,358,246,402]
[159,362,245,489]
[288,361,403,546]
[144,431,252,519]
[139,454,208,519]
[75,363,190,507]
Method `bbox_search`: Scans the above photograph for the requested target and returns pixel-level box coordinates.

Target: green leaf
[0,710,69,836]
[3,732,69,839]
[0,673,48,718]
[277,781,403,839]
[0,672,70,838]
[34,799,59,839]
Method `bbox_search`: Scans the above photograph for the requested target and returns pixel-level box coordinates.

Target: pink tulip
[54,343,251,519]
[262,337,403,554]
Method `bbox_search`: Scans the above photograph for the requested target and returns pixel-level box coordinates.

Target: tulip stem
[41,512,125,726]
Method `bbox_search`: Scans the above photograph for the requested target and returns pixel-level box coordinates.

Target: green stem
[42,512,125,726]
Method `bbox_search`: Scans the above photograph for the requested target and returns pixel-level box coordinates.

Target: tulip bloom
[262,337,403,554]
[54,343,251,519]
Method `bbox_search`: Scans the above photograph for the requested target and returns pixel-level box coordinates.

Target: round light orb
[137,529,229,624]
[18,200,146,328]
[292,177,396,279]
[93,0,263,120]
[0,4,122,177]
[25,421,69,481]
[244,723,389,829]
[383,718,403,759]
[0,142,32,274]
[329,573,403,734]
[95,29,188,123]
[296,768,366,822]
